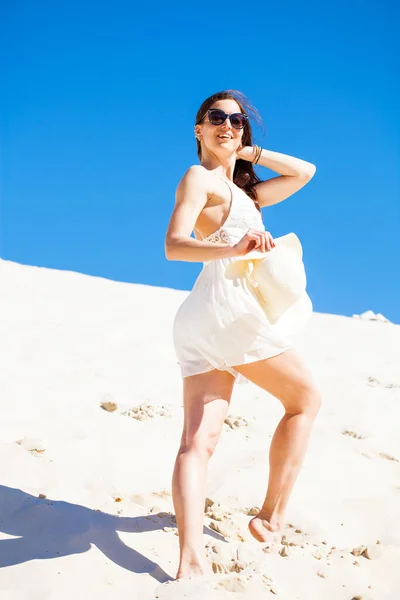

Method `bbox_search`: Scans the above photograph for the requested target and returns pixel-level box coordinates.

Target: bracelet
[251,144,259,164]
[253,145,262,165]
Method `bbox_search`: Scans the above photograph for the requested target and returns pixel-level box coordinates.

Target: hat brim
[225,233,303,279]
[242,232,302,261]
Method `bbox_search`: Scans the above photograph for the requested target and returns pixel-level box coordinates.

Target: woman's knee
[179,429,221,458]
[285,382,322,417]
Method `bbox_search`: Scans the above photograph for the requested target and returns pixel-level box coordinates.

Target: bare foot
[176,554,213,580]
[248,514,282,543]
[176,566,204,580]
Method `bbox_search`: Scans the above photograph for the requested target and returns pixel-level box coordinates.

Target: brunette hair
[195,89,265,211]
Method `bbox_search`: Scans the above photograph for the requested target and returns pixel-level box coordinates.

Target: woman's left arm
[237,146,316,208]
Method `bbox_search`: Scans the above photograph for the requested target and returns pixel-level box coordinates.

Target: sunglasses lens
[231,114,246,129]
[209,109,226,125]
[207,109,247,129]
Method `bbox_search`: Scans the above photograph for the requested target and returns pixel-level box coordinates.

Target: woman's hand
[232,228,275,257]
[236,145,256,161]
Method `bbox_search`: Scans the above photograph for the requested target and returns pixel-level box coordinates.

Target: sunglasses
[203,108,248,130]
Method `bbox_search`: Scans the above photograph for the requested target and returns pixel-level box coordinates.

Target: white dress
[172,177,293,385]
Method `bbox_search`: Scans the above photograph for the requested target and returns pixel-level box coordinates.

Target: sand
[0,258,399,600]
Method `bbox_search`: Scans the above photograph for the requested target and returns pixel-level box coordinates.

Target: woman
[165,89,321,580]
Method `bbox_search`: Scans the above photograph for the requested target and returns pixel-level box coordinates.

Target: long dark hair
[195,89,265,211]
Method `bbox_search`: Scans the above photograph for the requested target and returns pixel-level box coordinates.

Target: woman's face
[195,99,245,154]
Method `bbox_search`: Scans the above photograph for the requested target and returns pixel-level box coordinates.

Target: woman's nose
[220,117,232,128]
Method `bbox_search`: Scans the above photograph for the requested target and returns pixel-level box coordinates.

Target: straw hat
[225,233,313,331]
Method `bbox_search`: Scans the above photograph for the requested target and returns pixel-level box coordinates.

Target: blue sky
[2,1,399,323]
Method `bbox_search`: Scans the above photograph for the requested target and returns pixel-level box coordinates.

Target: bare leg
[234,348,321,543]
[248,409,318,542]
[172,443,209,577]
[172,369,235,579]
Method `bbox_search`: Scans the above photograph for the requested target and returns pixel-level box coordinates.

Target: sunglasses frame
[202,108,249,130]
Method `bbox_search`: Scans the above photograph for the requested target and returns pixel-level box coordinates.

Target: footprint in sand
[205,543,280,596]
[341,430,366,440]
[206,502,233,521]
[205,498,260,518]
[100,398,172,420]
[367,376,400,389]
[206,500,266,543]
[208,512,252,542]
[214,574,273,595]
[361,450,399,462]
[205,540,240,574]
[123,403,171,421]
[279,536,385,564]
[379,452,399,462]
[206,500,313,548]
[224,414,249,431]
[205,540,268,574]
[280,529,310,548]
[214,575,248,593]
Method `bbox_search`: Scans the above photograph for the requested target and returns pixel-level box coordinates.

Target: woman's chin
[208,144,237,156]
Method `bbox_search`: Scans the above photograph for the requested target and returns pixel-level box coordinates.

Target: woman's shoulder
[182,164,211,179]
[177,165,214,192]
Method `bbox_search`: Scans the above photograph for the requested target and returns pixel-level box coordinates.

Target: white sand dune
[0,258,399,600]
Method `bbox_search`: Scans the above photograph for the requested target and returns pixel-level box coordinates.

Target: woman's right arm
[165,166,236,262]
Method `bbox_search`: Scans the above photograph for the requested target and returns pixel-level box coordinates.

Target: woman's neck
[200,152,236,181]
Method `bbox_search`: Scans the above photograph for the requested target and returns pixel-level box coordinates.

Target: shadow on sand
[0,485,225,583]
